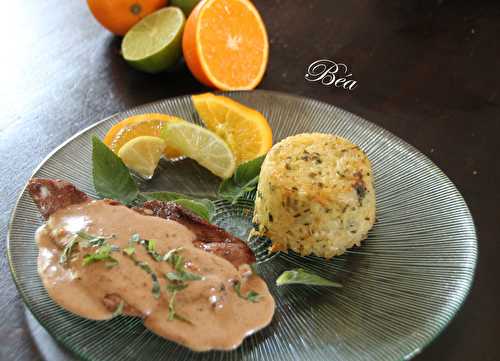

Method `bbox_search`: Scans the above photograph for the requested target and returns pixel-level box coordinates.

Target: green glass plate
[7,90,477,361]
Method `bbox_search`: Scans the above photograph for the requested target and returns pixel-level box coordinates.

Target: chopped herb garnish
[142,239,162,261]
[166,271,203,282]
[82,244,119,268]
[147,239,156,252]
[129,234,162,261]
[76,231,114,248]
[162,247,203,319]
[59,234,79,265]
[60,231,116,265]
[123,251,161,299]
[233,281,261,303]
[151,273,161,299]
[112,300,125,317]
[168,291,177,320]
[123,246,135,256]
[276,268,343,288]
[163,247,184,266]
[168,290,192,324]
[163,247,203,282]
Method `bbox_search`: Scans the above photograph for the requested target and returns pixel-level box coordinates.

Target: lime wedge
[121,7,185,74]
[161,122,236,179]
[117,136,166,178]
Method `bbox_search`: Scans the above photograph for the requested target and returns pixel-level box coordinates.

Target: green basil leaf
[92,136,138,205]
[174,198,213,221]
[219,176,259,204]
[194,199,216,221]
[141,191,190,202]
[141,192,215,222]
[218,178,240,203]
[276,268,343,288]
[218,155,265,204]
[234,155,266,186]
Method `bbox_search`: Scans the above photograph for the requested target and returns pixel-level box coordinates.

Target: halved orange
[192,93,272,164]
[182,0,269,90]
[104,113,183,158]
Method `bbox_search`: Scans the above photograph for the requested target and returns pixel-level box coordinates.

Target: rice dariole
[253,133,376,258]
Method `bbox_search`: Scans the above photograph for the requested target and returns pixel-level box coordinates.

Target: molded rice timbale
[253,133,376,258]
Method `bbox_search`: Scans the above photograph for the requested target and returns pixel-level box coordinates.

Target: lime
[161,122,236,179]
[121,7,185,74]
[117,136,166,178]
[170,0,201,16]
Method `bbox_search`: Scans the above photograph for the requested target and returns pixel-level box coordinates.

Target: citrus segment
[192,93,272,164]
[161,122,236,179]
[183,0,269,90]
[104,114,183,158]
[122,7,185,73]
[87,0,167,36]
[117,136,166,178]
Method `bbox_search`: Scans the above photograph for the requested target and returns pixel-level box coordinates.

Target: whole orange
[87,0,168,36]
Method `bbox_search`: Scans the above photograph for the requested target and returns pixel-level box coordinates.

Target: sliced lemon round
[161,122,236,179]
[191,93,273,164]
[117,136,166,179]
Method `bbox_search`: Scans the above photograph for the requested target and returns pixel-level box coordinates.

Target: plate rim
[7,89,478,361]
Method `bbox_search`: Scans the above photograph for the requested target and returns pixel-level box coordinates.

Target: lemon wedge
[161,122,236,179]
[104,114,183,158]
[117,136,166,179]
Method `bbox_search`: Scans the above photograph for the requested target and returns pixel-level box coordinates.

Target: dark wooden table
[1,0,499,360]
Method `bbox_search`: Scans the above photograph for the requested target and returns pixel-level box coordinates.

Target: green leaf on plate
[92,136,139,205]
[141,192,215,222]
[276,268,343,288]
[174,199,213,222]
[141,191,191,202]
[218,155,266,204]
[234,155,266,185]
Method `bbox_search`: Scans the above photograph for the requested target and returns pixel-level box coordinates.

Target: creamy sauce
[36,200,275,351]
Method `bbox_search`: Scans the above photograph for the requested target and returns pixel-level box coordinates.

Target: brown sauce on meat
[35,200,275,351]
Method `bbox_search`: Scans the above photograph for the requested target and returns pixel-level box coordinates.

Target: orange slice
[104,113,183,158]
[192,93,272,164]
[182,0,269,90]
